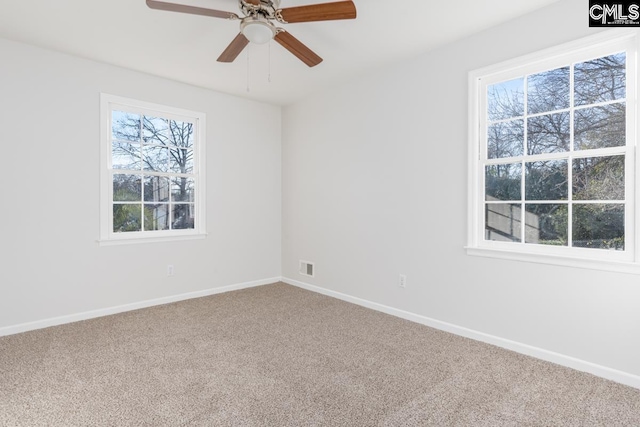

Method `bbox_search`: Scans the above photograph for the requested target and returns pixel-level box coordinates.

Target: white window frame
[467,30,640,273]
[99,94,207,245]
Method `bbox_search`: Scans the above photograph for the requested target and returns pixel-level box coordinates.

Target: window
[100,94,206,245]
[467,31,638,272]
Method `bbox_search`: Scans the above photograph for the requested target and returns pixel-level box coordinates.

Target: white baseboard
[0,277,280,337]
[282,277,640,390]
[4,275,639,390]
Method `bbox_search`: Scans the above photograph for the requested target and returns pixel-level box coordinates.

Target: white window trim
[99,94,207,246]
[466,29,640,274]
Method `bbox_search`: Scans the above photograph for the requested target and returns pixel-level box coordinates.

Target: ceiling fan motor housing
[240,0,281,21]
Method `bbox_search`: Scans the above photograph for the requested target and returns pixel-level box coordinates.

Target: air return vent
[299,260,314,278]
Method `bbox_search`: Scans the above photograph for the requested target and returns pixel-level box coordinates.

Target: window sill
[98,233,207,246]
[465,246,640,275]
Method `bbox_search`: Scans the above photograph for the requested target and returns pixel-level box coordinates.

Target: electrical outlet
[399,274,406,288]
[167,265,175,277]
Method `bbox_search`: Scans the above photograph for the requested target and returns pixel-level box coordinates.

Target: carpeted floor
[1,282,639,426]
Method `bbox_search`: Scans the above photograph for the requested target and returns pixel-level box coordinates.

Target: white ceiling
[0,0,559,106]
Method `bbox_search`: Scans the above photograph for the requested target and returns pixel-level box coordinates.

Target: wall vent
[299,260,315,278]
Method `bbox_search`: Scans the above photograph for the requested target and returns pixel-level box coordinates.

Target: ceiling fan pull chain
[268,41,272,83]
[246,49,251,93]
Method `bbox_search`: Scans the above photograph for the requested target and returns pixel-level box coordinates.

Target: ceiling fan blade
[217,33,250,63]
[274,30,323,67]
[146,0,239,20]
[244,0,260,4]
[277,1,356,23]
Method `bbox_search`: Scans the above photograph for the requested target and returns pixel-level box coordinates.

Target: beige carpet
[1,282,639,426]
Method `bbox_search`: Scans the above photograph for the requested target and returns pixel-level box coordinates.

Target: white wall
[0,37,281,329]
[282,0,640,381]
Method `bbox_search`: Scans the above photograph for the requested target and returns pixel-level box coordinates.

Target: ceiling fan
[146,0,357,67]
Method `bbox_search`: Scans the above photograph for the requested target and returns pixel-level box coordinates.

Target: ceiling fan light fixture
[241,18,276,44]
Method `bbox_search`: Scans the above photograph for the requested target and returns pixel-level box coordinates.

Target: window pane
[488,120,523,159]
[113,204,141,232]
[169,120,194,148]
[172,204,194,230]
[573,204,624,250]
[112,111,141,142]
[488,78,524,121]
[143,116,169,144]
[525,204,568,246]
[169,147,194,173]
[525,160,568,201]
[527,67,570,114]
[527,112,570,155]
[112,142,141,170]
[486,163,521,201]
[574,103,625,150]
[171,177,195,202]
[144,204,170,231]
[143,146,170,172]
[573,156,624,201]
[485,203,522,242]
[144,176,170,202]
[574,53,625,106]
[113,174,142,202]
